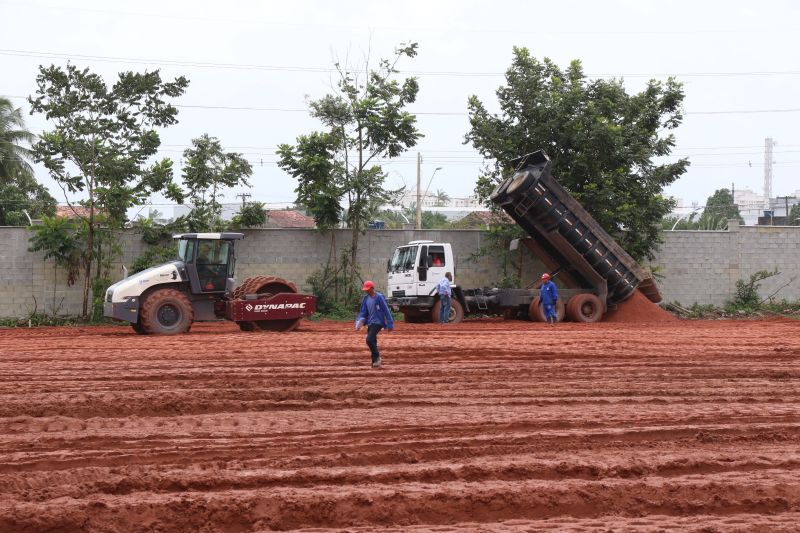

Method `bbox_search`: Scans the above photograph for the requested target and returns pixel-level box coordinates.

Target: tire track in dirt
[1,318,799,531]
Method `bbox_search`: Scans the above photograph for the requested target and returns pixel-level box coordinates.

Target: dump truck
[387,150,661,323]
[104,232,316,334]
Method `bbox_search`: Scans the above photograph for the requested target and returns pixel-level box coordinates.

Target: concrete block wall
[2,223,799,318]
[233,229,527,293]
[651,222,800,307]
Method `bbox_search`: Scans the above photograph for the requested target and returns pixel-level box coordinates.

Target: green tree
[661,212,700,231]
[466,48,688,261]
[231,201,267,228]
[278,42,422,299]
[130,210,186,274]
[29,65,188,318]
[181,134,253,232]
[698,188,742,229]
[421,210,450,229]
[28,215,82,314]
[787,204,800,225]
[433,188,450,207]
[0,96,57,225]
[277,131,343,265]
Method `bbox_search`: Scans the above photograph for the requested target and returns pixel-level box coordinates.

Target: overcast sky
[3,0,799,216]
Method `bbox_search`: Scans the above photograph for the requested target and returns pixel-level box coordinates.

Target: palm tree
[434,189,450,207]
[1,96,36,179]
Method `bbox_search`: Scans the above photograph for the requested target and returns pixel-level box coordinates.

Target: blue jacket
[540,280,559,305]
[357,292,395,329]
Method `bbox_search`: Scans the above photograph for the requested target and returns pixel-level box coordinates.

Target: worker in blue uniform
[355,280,394,368]
[540,272,559,325]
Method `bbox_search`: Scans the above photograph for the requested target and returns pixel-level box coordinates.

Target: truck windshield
[389,246,418,272]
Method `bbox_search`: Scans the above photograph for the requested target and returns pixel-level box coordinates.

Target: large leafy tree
[698,188,742,229]
[789,204,800,225]
[180,134,252,232]
[0,96,57,225]
[231,201,267,228]
[278,42,422,297]
[466,48,688,260]
[29,64,188,318]
[277,130,343,300]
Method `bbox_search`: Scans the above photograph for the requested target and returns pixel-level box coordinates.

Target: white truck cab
[386,240,463,322]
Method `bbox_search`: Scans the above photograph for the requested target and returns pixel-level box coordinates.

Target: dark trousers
[365,323,383,363]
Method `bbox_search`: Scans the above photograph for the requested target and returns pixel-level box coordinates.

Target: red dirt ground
[1,316,799,532]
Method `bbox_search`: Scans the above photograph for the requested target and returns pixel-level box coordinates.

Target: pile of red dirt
[604,289,678,323]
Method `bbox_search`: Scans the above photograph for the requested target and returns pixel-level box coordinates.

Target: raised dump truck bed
[490,150,661,306]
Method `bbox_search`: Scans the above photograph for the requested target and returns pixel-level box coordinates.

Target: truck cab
[387,240,464,322]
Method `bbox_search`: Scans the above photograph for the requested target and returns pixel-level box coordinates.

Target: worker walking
[355,280,394,368]
[437,272,453,324]
[540,273,559,325]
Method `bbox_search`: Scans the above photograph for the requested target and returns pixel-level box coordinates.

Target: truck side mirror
[386,259,391,272]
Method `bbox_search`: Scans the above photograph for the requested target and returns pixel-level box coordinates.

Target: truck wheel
[566,294,604,323]
[131,320,149,335]
[139,288,194,335]
[529,297,565,323]
[432,299,464,324]
[502,307,518,320]
[401,308,423,323]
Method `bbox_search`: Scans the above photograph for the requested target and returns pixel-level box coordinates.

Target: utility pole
[777,195,796,225]
[236,192,251,209]
[415,152,422,230]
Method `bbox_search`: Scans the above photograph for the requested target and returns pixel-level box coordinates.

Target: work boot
[372,357,382,368]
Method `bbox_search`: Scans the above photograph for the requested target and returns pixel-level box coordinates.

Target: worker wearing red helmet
[540,273,559,325]
[355,280,394,368]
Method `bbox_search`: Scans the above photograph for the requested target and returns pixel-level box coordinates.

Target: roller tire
[139,288,194,335]
[566,293,604,323]
[529,296,565,323]
[233,276,301,332]
[432,298,464,324]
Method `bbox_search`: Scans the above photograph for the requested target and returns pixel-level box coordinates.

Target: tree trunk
[53,261,57,316]
[330,230,338,303]
[350,223,359,300]
[82,223,94,319]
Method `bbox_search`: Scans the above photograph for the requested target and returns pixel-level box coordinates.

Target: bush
[726,269,779,311]
[131,245,179,274]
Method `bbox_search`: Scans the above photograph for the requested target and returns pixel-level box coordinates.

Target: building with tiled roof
[265,209,316,229]
[54,205,109,219]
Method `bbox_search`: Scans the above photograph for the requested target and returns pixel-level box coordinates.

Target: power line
[4,48,800,79]
[7,93,800,117]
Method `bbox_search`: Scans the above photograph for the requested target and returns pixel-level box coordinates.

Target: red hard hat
[541,273,550,280]
[362,280,375,291]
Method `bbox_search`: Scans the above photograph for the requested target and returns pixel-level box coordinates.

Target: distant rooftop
[265,209,315,229]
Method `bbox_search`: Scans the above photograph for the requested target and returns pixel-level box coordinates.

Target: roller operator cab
[386,240,465,323]
[104,232,244,334]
